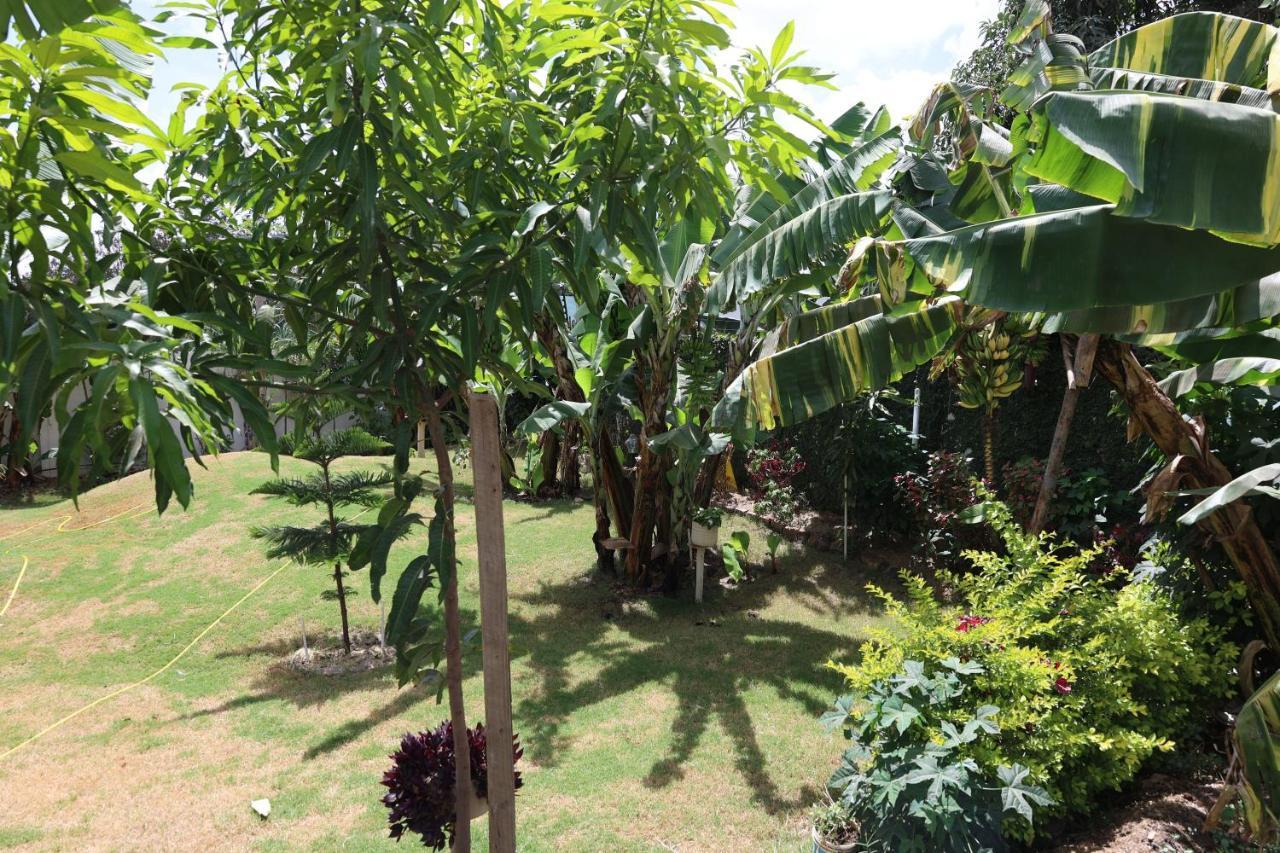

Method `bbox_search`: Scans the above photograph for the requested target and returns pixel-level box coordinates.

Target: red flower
[1053,676,1073,695]
[955,614,991,633]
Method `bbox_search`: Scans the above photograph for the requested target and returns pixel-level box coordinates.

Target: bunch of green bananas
[947,320,1044,412]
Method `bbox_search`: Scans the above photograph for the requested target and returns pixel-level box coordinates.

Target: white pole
[911,384,921,447]
[300,615,309,661]
[695,547,706,604]
[843,474,849,561]
[379,598,387,655]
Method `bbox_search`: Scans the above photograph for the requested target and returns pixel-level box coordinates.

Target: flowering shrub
[746,442,806,522]
[827,500,1235,837]
[382,721,523,849]
[894,451,992,569]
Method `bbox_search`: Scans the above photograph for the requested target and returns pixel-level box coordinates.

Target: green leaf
[711,299,963,440]
[996,764,1054,823]
[1159,357,1280,398]
[1178,463,1280,525]
[1025,91,1280,246]
[517,400,591,434]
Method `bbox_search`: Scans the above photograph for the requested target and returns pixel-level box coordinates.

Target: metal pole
[300,615,309,661]
[695,547,706,603]
[843,474,849,561]
[911,384,921,447]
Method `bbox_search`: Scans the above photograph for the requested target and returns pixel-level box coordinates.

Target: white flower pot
[691,522,720,548]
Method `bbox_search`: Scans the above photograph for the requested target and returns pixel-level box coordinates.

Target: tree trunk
[334,562,352,654]
[536,429,561,496]
[624,347,674,585]
[1029,334,1099,535]
[321,465,352,654]
[1093,340,1280,652]
[423,395,471,853]
[557,420,581,494]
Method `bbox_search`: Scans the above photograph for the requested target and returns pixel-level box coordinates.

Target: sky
[138,0,1003,129]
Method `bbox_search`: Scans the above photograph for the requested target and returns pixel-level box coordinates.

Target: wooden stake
[468,392,517,851]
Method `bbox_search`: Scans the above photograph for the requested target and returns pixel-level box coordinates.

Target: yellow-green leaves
[1025,91,1280,246]
[711,298,962,439]
[1090,12,1280,93]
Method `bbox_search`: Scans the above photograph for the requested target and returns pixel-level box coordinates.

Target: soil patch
[284,629,395,676]
[1047,773,1223,852]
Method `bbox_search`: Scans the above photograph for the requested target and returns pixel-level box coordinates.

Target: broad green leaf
[1089,12,1280,91]
[1159,357,1280,397]
[882,205,1280,315]
[1025,91,1280,246]
[1178,463,1280,525]
[710,298,962,439]
[516,400,591,433]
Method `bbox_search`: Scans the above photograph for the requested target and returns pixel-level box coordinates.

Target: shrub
[1001,456,1147,572]
[381,721,523,850]
[894,451,993,569]
[746,441,806,522]
[823,658,1052,851]
[827,500,1236,835]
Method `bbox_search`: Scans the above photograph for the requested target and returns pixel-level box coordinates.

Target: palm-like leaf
[251,520,370,563]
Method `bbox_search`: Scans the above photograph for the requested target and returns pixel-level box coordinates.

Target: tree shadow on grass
[174,606,482,759]
[509,550,898,815]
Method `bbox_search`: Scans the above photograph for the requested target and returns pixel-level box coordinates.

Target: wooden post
[416,419,427,458]
[468,392,517,851]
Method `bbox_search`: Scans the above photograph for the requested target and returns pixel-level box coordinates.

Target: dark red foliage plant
[381,721,524,849]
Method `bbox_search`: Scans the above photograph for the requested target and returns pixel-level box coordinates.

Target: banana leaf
[1089,67,1278,111]
[879,204,1280,314]
[1089,12,1279,90]
[1235,667,1280,839]
[1041,276,1280,335]
[710,298,962,439]
[1159,356,1280,398]
[1024,91,1280,246]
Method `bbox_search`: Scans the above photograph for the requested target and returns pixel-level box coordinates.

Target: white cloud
[136,0,1001,133]
[729,0,1001,120]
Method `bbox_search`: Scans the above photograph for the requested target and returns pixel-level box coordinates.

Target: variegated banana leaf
[1231,664,1280,839]
[707,129,900,311]
[1179,462,1280,525]
[1024,91,1280,246]
[1088,67,1278,111]
[1088,12,1280,91]
[878,204,1280,314]
[1122,325,1280,361]
[1042,276,1280,335]
[758,294,885,358]
[709,298,962,439]
[1159,356,1280,397]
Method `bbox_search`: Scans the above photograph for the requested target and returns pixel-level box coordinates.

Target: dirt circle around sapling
[284,629,396,676]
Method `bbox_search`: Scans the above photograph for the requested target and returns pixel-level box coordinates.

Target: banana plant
[709,1,1280,651]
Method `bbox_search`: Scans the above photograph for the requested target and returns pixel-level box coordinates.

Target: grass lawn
[0,452,895,851]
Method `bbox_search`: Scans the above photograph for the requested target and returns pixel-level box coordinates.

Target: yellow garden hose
[0,501,151,619]
[0,500,375,761]
[0,556,27,618]
[0,560,293,761]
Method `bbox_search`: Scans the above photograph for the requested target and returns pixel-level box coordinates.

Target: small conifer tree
[251,428,395,654]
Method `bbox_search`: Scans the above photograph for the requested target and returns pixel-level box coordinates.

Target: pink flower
[1054,676,1073,695]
